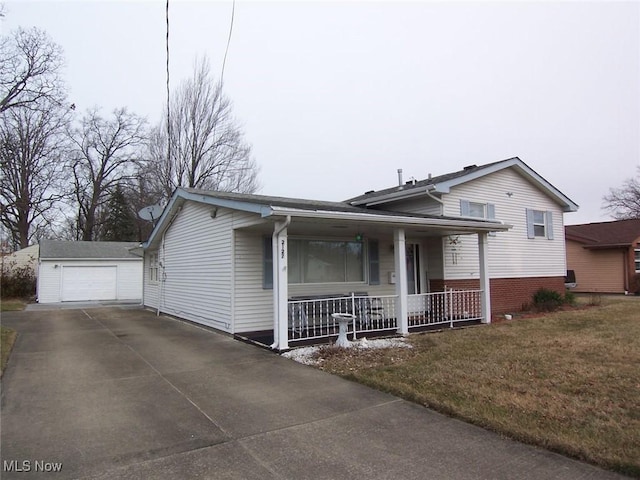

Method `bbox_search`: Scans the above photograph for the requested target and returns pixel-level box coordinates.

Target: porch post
[272,220,289,350]
[394,228,409,334]
[478,232,491,324]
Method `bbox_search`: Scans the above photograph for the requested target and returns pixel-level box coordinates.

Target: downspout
[271,215,291,350]
[623,249,629,293]
[425,187,444,206]
[156,207,181,316]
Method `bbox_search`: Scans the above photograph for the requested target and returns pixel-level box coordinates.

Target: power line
[220,0,236,84]
[166,0,171,164]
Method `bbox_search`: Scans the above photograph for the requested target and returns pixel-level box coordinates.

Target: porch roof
[143,188,511,249]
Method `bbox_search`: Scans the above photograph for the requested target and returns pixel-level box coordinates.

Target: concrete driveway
[1,307,627,479]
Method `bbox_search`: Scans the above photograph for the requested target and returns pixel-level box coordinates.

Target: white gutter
[271,215,291,350]
[265,207,509,232]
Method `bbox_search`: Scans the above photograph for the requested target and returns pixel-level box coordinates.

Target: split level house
[142,157,578,350]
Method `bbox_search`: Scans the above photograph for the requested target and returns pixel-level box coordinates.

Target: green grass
[1,298,27,312]
[1,326,17,377]
[314,297,640,477]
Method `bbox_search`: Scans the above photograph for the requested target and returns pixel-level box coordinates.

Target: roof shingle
[565,219,640,247]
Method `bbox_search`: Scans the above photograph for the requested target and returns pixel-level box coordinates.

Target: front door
[407,243,428,314]
[406,243,421,295]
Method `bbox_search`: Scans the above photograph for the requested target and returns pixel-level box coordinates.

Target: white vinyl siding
[442,168,567,279]
[234,231,276,333]
[37,260,142,303]
[144,203,255,333]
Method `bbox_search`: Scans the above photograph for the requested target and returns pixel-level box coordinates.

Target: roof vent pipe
[397,168,403,186]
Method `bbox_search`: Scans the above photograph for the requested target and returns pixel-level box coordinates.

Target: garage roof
[39,241,141,260]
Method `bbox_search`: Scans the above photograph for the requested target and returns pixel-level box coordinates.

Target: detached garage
[37,240,143,304]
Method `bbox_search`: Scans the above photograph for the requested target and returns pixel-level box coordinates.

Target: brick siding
[430,276,566,319]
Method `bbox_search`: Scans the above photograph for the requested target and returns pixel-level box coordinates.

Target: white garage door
[61,266,117,301]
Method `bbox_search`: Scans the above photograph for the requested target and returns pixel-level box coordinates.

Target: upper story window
[469,202,486,218]
[526,209,554,240]
[460,199,495,220]
[635,249,640,273]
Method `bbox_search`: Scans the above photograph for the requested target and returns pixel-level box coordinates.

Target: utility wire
[220,0,236,84]
[166,0,171,163]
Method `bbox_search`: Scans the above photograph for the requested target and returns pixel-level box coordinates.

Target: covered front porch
[284,288,483,346]
[261,209,507,351]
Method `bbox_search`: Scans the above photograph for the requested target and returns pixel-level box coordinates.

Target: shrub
[564,290,577,306]
[1,263,36,299]
[588,292,603,307]
[532,288,564,312]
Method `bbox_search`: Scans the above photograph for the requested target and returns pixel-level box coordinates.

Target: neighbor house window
[526,209,554,240]
[288,239,364,284]
[635,249,640,273]
[149,253,159,282]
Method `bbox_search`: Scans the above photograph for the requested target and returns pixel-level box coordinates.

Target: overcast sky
[3,0,639,225]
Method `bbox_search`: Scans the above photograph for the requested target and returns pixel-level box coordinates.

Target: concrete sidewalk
[1,307,628,479]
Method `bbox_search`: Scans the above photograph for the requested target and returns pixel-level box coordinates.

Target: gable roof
[144,187,511,249]
[347,157,578,212]
[565,219,640,248]
[39,240,142,260]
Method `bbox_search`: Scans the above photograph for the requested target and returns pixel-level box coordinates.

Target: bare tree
[145,58,259,201]
[0,100,71,249]
[69,108,147,241]
[0,27,66,113]
[603,167,640,220]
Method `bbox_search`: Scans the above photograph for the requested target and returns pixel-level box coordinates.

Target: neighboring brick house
[565,219,640,294]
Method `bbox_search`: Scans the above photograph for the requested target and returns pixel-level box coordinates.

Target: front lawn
[1,298,27,312]
[313,297,640,477]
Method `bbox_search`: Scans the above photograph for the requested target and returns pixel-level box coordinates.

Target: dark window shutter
[487,203,496,220]
[263,236,273,289]
[368,240,380,285]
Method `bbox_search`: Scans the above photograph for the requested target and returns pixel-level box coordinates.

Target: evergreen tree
[101,184,136,241]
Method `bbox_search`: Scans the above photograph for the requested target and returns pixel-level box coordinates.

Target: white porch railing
[288,294,398,342]
[407,288,483,329]
[287,289,483,344]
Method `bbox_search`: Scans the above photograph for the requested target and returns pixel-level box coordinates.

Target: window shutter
[487,203,496,236]
[487,203,496,219]
[546,211,554,240]
[263,236,273,289]
[526,209,535,239]
[460,199,470,216]
[368,240,380,285]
